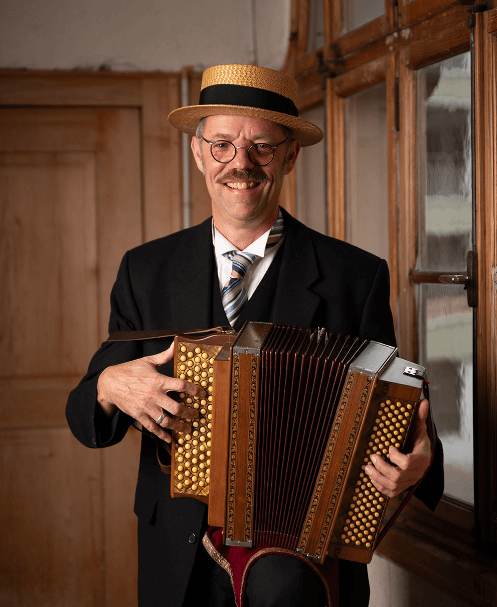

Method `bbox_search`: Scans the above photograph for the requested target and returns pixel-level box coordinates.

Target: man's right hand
[96,343,203,443]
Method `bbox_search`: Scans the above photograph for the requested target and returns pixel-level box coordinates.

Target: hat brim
[168,104,323,147]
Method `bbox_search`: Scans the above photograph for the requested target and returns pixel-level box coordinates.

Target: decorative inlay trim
[244,354,259,542]
[226,354,240,540]
[313,376,372,559]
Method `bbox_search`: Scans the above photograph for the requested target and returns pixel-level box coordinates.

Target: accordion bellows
[171,322,425,564]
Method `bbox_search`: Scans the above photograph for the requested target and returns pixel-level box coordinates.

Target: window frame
[284,0,497,601]
[325,55,400,333]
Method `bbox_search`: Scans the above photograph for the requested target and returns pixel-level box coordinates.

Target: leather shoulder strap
[107,326,232,342]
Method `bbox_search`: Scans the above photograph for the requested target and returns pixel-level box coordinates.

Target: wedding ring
[156,412,165,425]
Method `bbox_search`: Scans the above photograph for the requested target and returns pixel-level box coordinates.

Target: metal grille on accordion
[171,322,425,565]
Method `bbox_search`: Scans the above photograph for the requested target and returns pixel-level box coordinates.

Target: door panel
[0,429,104,607]
[0,108,142,606]
[0,152,98,378]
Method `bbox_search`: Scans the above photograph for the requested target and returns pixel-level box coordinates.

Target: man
[66,64,443,607]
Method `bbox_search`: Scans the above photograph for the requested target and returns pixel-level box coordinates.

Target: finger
[369,476,409,498]
[137,413,173,444]
[365,460,413,497]
[161,375,207,399]
[386,445,409,469]
[388,438,430,469]
[369,453,401,479]
[164,395,201,421]
[160,385,206,421]
[365,461,398,496]
[365,455,407,492]
[156,411,192,435]
[144,343,175,367]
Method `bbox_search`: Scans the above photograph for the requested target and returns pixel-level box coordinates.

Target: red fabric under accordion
[203,526,339,607]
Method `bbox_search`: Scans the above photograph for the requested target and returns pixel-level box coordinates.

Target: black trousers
[138,507,369,607]
[184,542,328,607]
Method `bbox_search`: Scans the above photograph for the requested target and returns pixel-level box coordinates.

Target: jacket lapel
[164,210,323,331]
[166,218,215,330]
[271,209,321,328]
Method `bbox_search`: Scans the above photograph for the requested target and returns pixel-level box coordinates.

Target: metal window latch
[439,250,478,308]
[438,274,468,284]
[410,251,478,308]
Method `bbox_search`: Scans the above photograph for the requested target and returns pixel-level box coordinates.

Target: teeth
[226,182,257,190]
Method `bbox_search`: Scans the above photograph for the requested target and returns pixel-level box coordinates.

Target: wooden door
[0,107,142,607]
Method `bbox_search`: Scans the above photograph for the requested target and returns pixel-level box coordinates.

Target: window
[284,1,497,602]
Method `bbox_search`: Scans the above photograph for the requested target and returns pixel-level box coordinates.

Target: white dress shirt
[213,225,284,300]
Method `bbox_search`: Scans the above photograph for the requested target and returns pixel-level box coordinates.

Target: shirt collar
[213,221,278,258]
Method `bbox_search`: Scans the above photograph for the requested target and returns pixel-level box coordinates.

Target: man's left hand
[364,399,432,498]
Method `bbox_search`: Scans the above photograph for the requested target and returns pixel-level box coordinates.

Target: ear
[191,137,205,173]
[284,140,301,175]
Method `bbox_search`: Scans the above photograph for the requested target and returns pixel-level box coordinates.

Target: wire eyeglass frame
[201,137,288,166]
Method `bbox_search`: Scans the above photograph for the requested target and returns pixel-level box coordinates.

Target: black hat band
[199,84,299,117]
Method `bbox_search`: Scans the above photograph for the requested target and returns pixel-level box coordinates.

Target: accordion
[171,322,426,565]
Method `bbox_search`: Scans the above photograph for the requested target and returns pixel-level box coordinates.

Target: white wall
[0,0,290,72]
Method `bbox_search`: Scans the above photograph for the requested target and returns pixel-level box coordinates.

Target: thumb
[412,399,430,445]
[417,399,429,422]
[144,342,175,367]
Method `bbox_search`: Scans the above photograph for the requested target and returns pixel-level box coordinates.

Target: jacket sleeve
[65,251,144,449]
[358,258,444,511]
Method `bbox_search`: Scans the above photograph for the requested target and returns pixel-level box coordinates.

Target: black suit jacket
[66,209,443,606]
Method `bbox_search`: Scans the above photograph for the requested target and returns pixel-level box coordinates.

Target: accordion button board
[171,322,426,565]
[171,333,237,504]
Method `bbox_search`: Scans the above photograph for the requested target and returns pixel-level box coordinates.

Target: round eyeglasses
[201,137,288,166]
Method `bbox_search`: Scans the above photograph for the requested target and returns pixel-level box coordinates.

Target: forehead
[202,114,286,140]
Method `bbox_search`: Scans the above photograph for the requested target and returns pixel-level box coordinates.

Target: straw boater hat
[168,64,323,147]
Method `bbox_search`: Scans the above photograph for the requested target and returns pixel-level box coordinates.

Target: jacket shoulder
[284,210,384,271]
[126,217,211,263]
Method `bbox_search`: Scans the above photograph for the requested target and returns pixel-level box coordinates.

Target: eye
[213,141,231,150]
[254,143,272,151]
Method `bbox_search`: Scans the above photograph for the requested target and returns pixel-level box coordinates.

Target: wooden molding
[474,9,497,545]
[141,77,182,241]
[398,0,460,28]
[405,22,470,69]
[287,3,472,85]
[0,70,184,241]
[398,52,418,363]
[331,54,388,97]
[386,53,400,338]
[326,81,346,240]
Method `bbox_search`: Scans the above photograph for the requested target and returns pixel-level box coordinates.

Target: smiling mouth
[218,169,269,191]
[225,181,259,190]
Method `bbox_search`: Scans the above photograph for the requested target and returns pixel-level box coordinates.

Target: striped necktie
[220,209,284,327]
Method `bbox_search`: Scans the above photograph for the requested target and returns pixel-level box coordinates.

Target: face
[191,114,300,233]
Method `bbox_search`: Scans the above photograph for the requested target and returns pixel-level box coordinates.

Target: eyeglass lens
[211,141,274,165]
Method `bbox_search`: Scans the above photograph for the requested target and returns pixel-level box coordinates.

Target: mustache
[216,169,270,183]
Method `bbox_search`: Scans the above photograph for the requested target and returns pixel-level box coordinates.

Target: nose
[231,145,255,169]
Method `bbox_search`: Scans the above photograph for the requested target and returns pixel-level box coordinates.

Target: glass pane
[342,0,384,34]
[417,53,473,504]
[345,83,389,262]
[418,54,472,271]
[295,105,326,234]
[307,0,324,54]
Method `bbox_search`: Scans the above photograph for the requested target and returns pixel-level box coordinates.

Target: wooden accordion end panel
[171,331,237,504]
[171,323,426,565]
